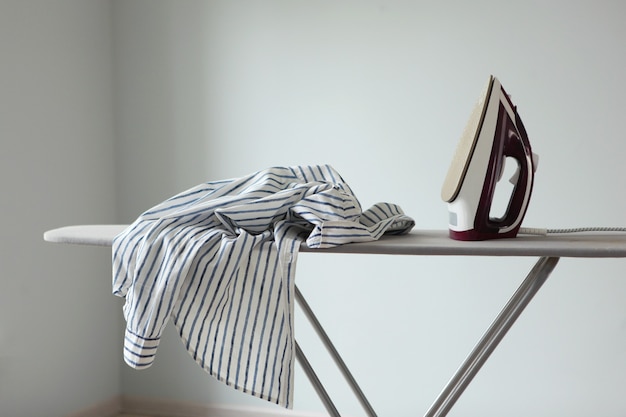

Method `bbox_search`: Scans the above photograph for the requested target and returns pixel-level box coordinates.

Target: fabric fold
[112,164,414,408]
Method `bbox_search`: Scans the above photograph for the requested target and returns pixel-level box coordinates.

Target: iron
[441,75,538,241]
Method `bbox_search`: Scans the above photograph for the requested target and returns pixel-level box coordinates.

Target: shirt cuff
[123,328,161,369]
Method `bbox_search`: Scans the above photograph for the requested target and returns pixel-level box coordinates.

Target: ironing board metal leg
[423,256,560,417]
[295,285,378,417]
[295,341,341,417]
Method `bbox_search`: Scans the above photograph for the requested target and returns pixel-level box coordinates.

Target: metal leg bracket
[295,256,560,417]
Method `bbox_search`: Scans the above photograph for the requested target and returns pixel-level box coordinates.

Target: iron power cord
[519,227,626,236]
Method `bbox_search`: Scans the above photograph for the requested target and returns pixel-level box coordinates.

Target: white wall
[112,2,626,416]
[0,1,120,416]
[4,1,626,416]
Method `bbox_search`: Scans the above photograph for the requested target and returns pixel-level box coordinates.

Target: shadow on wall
[113,1,212,221]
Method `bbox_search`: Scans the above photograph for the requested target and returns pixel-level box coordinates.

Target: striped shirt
[112,165,414,408]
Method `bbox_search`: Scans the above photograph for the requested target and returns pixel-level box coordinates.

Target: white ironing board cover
[45,225,626,258]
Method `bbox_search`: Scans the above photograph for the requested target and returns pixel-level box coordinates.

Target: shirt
[112,164,414,408]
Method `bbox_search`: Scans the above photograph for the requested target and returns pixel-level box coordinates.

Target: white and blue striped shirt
[112,165,414,408]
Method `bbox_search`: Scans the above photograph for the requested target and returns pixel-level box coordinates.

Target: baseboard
[121,395,328,417]
[65,396,122,417]
[65,394,329,417]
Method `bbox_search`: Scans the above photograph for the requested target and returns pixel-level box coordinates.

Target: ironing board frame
[43,226,626,417]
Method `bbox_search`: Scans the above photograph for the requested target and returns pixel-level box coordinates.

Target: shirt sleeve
[114,217,217,369]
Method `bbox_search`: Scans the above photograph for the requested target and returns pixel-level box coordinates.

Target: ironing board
[44,225,626,417]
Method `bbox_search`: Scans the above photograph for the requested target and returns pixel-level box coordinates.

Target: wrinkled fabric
[112,164,414,407]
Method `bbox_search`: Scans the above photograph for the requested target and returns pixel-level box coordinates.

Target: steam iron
[441,75,538,241]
